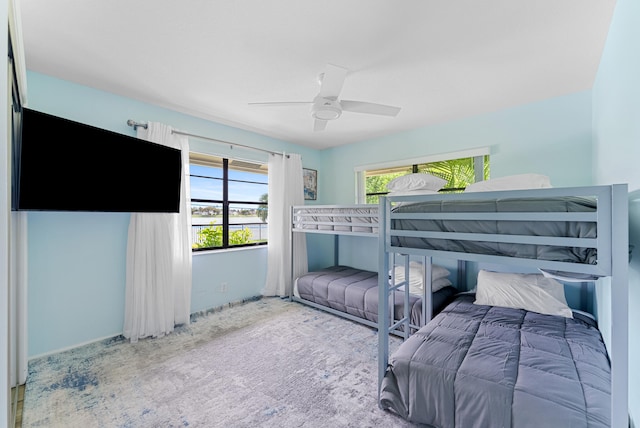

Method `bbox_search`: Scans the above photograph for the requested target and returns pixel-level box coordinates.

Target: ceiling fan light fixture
[311,97,342,120]
[312,105,342,120]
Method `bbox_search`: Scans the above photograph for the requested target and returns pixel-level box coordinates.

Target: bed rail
[291,204,378,237]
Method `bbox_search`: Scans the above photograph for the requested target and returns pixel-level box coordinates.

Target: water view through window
[190,155,268,250]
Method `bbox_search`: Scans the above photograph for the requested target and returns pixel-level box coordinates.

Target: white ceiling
[18,0,616,150]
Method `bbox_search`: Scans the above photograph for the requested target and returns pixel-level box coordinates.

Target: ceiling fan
[249,64,401,131]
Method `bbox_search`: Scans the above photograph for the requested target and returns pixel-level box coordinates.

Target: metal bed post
[377,196,390,403]
[610,184,629,428]
[457,260,466,290]
[423,256,433,327]
[402,256,410,340]
[289,205,295,301]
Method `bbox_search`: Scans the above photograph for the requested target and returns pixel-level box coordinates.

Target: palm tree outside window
[363,154,489,204]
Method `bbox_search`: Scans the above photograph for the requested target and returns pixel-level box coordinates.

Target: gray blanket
[296,266,456,327]
[391,196,598,264]
[380,294,611,427]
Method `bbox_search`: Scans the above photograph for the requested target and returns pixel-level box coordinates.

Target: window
[190,153,268,251]
[356,149,490,204]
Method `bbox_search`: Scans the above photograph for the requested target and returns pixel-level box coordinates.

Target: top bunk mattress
[390,196,598,264]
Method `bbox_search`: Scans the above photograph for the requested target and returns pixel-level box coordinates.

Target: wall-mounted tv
[13,108,182,213]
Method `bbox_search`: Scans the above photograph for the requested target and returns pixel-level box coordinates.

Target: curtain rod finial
[127,119,148,130]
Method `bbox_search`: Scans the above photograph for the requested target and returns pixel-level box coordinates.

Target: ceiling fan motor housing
[311,96,342,120]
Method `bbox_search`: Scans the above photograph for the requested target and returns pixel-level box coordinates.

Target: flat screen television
[13,108,182,213]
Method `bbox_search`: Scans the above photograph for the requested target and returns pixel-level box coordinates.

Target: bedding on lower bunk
[295,265,456,327]
[390,196,598,264]
[379,294,611,428]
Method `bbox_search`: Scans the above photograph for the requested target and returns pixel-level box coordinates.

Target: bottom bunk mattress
[379,294,611,428]
[295,265,456,327]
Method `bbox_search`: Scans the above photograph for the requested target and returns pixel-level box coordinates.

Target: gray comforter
[380,294,611,428]
[296,266,456,328]
[391,196,598,264]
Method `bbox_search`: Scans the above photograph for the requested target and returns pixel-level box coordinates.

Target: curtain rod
[126,119,286,157]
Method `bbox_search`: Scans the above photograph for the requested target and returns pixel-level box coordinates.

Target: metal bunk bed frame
[376,184,629,428]
[289,205,380,330]
[289,204,455,334]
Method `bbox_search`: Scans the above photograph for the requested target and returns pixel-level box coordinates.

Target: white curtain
[263,153,308,297]
[123,122,192,342]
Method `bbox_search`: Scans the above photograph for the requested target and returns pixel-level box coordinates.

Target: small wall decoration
[303,168,317,200]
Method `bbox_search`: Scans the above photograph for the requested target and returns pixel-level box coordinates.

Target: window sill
[192,245,267,256]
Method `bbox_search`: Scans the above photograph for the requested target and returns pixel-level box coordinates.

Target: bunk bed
[290,205,458,334]
[376,184,629,428]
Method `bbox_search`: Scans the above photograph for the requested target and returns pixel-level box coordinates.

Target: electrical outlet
[220,282,228,292]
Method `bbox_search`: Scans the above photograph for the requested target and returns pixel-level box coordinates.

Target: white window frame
[190,152,268,251]
[354,147,490,203]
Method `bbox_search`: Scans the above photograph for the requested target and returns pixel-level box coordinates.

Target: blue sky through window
[190,164,267,202]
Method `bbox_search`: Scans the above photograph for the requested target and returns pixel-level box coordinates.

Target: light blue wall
[592,0,640,422]
[27,212,129,354]
[324,91,594,274]
[25,72,323,357]
[191,247,267,313]
[321,91,593,206]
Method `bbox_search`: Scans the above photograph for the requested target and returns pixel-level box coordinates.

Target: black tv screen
[14,108,182,213]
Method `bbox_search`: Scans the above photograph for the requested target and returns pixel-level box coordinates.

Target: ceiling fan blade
[313,119,328,131]
[319,64,348,99]
[340,100,401,117]
[248,101,312,107]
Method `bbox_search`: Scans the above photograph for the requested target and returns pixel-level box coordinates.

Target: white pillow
[389,262,451,292]
[387,189,439,197]
[397,278,453,295]
[464,173,551,193]
[387,173,446,192]
[474,270,573,318]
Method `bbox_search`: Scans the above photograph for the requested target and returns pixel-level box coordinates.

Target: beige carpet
[22,297,420,427]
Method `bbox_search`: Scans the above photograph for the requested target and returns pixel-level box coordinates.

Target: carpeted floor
[22,297,420,427]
